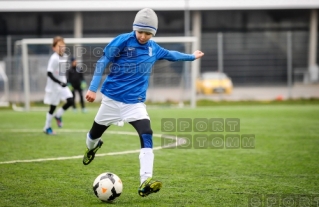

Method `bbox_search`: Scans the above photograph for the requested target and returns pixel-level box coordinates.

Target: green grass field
[0,104,319,207]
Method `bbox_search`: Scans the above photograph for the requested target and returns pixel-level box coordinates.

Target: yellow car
[196,72,233,94]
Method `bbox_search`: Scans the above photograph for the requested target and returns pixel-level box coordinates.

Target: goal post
[16,36,199,111]
[0,61,9,107]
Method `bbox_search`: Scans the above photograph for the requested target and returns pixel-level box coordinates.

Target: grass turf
[0,104,318,206]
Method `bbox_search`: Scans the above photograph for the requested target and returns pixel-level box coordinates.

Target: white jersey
[45,52,68,92]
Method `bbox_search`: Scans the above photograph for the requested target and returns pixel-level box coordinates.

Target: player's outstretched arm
[159,49,204,62]
[86,90,96,102]
[193,50,204,59]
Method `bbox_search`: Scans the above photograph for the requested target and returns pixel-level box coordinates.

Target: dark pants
[72,86,85,109]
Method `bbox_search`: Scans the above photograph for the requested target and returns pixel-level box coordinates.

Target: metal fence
[0,31,318,106]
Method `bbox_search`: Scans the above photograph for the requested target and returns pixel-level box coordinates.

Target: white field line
[0,129,184,164]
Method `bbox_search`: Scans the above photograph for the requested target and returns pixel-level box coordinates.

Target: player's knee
[130,119,153,148]
[140,127,153,136]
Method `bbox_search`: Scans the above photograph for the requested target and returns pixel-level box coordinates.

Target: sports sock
[44,112,53,129]
[55,108,64,118]
[139,148,154,184]
[86,133,101,150]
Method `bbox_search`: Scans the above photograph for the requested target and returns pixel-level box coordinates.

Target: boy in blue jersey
[82,8,204,197]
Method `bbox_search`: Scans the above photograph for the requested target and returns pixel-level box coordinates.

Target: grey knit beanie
[133,8,158,36]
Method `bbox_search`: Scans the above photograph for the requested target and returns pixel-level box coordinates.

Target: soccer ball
[92,172,123,202]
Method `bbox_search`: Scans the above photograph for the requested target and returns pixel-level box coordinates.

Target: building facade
[0,1,318,85]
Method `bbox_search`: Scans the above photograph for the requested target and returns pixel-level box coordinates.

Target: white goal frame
[0,61,9,107]
[17,37,199,111]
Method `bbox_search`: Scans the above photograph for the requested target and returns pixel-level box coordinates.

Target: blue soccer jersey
[89,31,195,103]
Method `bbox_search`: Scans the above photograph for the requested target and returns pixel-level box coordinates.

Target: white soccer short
[94,95,150,126]
[43,87,73,106]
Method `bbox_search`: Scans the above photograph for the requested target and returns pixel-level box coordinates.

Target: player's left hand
[193,50,204,59]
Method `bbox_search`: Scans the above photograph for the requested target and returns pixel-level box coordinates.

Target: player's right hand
[86,90,96,102]
[60,82,67,87]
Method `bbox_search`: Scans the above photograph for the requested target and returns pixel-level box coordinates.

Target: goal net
[12,37,199,111]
